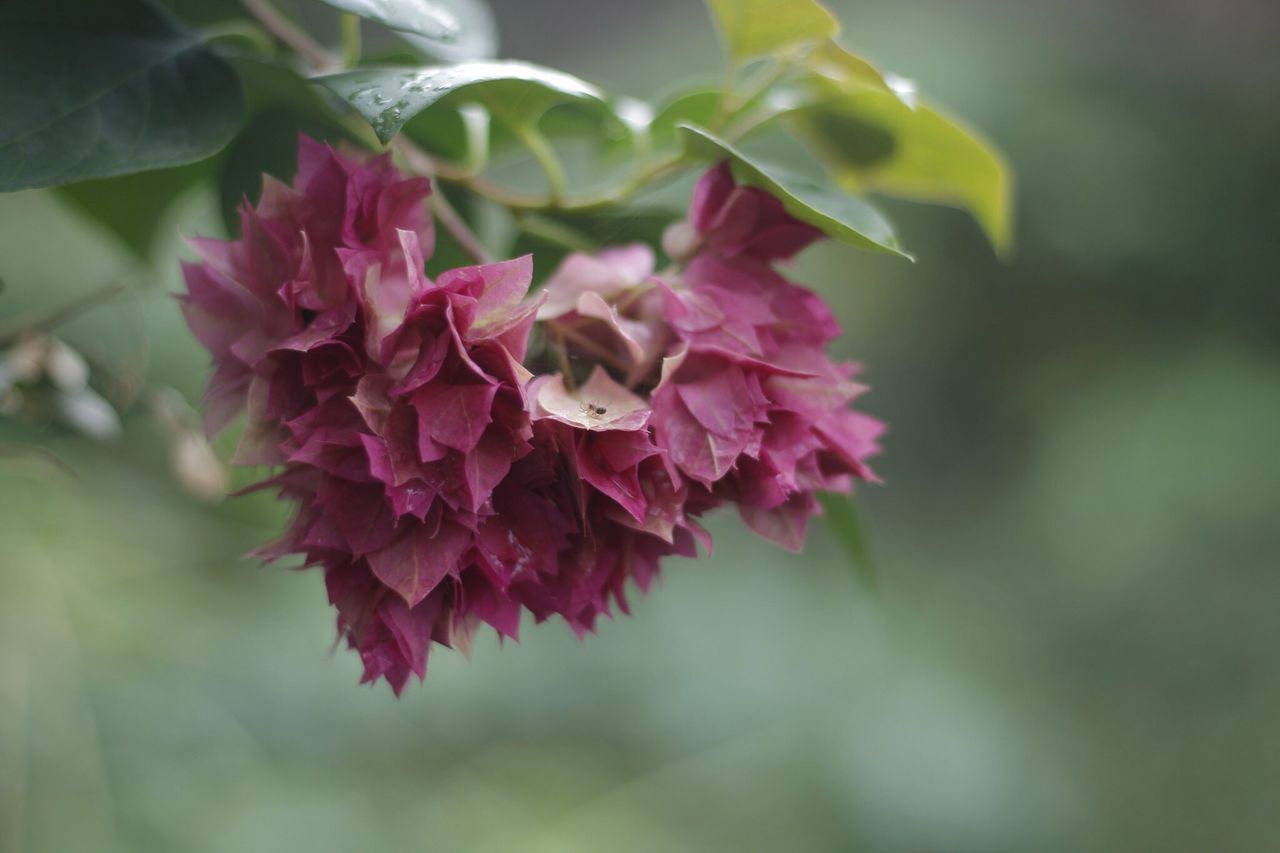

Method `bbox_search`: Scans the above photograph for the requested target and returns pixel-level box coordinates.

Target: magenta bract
[182,136,882,692]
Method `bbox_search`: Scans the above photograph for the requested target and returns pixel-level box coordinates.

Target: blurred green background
[3,0,1279,850]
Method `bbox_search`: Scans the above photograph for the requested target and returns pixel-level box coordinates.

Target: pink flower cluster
[182,138,882,692]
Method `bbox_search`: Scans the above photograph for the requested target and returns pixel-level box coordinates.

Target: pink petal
[367,520,471,606]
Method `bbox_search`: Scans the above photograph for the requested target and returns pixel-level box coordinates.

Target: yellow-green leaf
[705,0,839,63]
[808,40,890,92]
[788,91,1014,254]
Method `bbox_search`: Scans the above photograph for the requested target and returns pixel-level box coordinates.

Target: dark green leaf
[219,114,312,236]
[219,59,355,234]
[150,0,247,26]
[56,59,344,254]
[677,124,909,258]
[315,61,604,143]
[819,493,876,589]
[403,104,489,169]
[705,0,838,63]
[787,83,1013,253]
[0,0,244,191]
[512,207,677,286]
[55,161,214,256]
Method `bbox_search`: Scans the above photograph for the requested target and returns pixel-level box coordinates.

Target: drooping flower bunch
[182,137,882,692]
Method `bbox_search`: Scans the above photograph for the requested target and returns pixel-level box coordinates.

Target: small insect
[579,401,609,419]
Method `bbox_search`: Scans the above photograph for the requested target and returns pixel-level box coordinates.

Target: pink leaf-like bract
[182,138,883,692]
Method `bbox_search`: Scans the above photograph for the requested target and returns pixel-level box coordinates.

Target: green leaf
[787,91,1014,254]
[0,0,244,191]
[819,493,876,589]
[316,0,465,42]
[650,90,722,150]
[403,104,489,170]
[55,161,215,257]
[677,124,910,258]
[705,0,839,63]
[315,61,604,144]
[808,40,892,93]
[512,206,678,284]
[218,59,356,234]
[395,0,498,62]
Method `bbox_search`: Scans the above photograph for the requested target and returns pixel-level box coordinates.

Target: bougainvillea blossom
[181,136,882,692]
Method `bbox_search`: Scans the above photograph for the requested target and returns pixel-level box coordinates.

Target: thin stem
[240,0,335,69]
[550,329,576,391]
[511,122,568,205]
[457,175,546,208]
[389,136,472,182]
[441,150,688,215]
[339,13,362,68]
[517,214,598,254]
[0,443,77,479]
[719,55,806,142]
[724,58,794,122]
[709,59,740,129]
[428,187,495,265]
[0,280,134,349]
[557,326,629,374]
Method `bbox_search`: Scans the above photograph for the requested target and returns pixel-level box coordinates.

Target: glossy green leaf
[396,0,498,61]
[705,0,838,62]
[787,90,1014,254]
[315,61,604,143]
[819,493,876,589]
[650,90,722,149]
[677,124,909,258]
[0,0,243,191]
[316,0,466,42]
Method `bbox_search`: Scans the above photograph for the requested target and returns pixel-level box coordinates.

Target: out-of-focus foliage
[705,0,838,62]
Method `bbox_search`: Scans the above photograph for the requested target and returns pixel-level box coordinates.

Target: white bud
[171,431,229,503]
[662,221,701,263]
[45,338,90,392]
[54,388,122,441]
